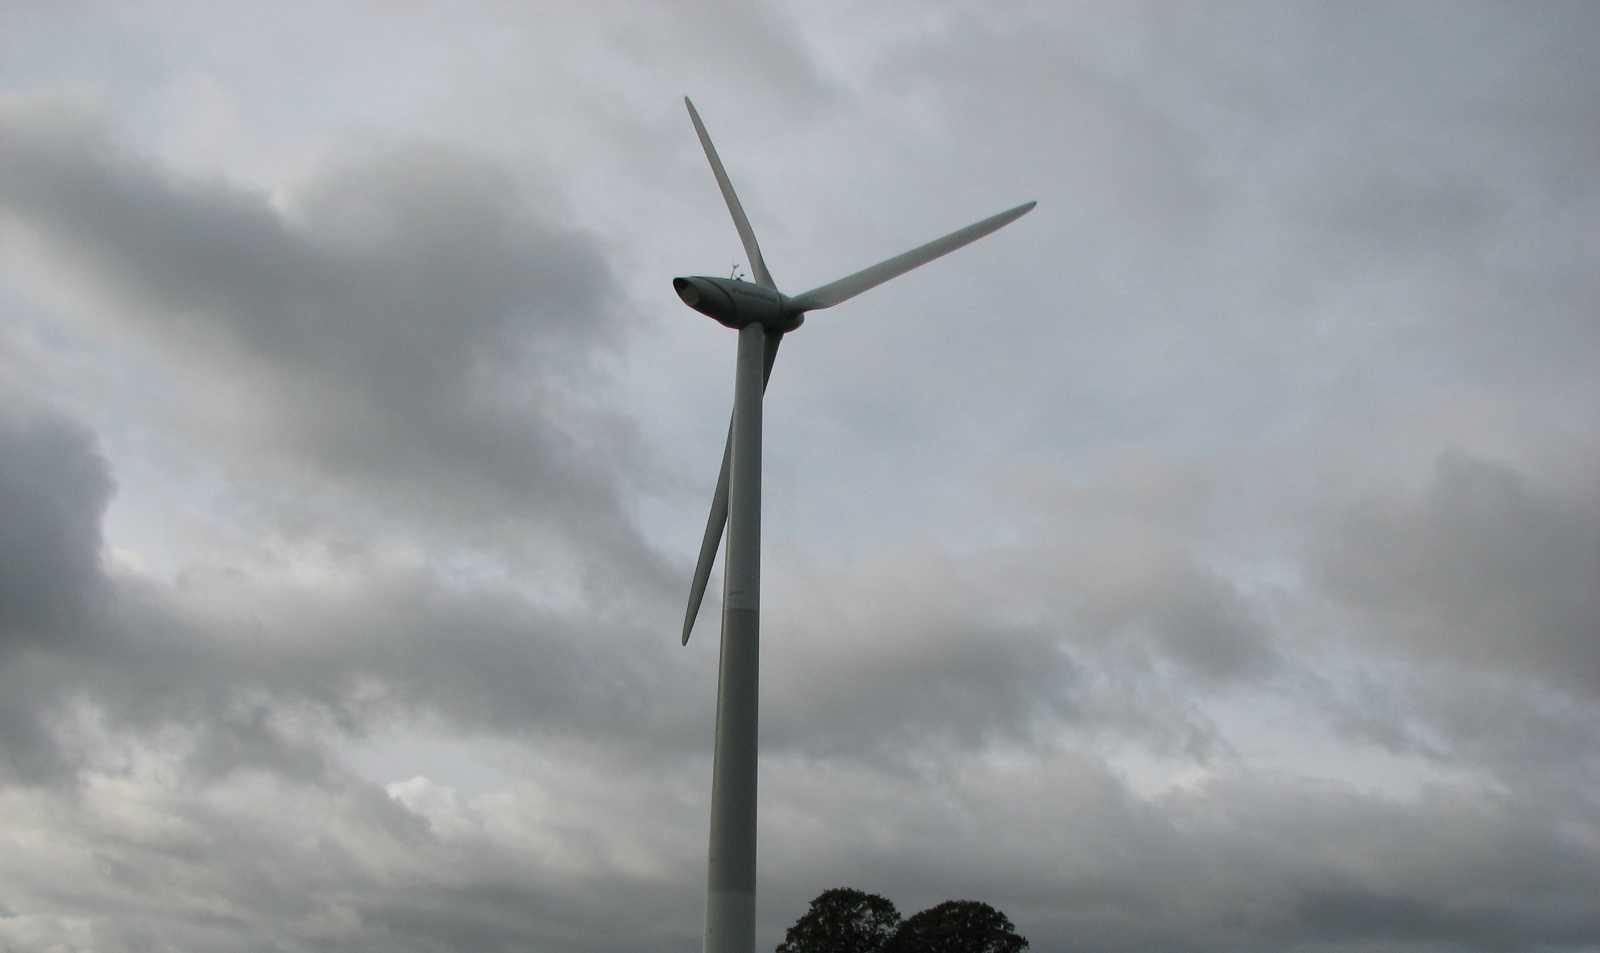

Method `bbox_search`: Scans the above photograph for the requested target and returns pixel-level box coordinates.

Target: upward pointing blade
[685,97,776,290]
[683,331,782,644]
[787,201,1036,312]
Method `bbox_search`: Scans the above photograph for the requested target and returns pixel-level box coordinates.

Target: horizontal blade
[683,331,783,645]
[787,200,1036,313]
[685,97,776,290]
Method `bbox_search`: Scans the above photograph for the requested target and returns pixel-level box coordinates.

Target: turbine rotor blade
[682,331,783,645]
[787,200,1036,313]
[685,97,776,290]
[682,433,729,646]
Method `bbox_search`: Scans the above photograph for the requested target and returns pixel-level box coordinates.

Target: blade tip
[681,602,699,645]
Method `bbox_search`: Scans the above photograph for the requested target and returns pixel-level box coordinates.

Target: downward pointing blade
[685,97,776,290]
[683,331,782,645]
[787,201,1036,312]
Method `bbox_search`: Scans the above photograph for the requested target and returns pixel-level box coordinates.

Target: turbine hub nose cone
[674,277,701,308]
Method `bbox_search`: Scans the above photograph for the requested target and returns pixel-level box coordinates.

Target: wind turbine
[674,97,1034,953]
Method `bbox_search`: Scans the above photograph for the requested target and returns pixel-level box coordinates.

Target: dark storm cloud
[0,411,114,783]
[0,106,662,584]
[1318,451,1600,696]
[0,558,695,784]
[0,410,112,643]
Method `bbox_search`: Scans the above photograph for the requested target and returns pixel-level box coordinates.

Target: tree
[886,900,1028,953]
[776,887,902,953]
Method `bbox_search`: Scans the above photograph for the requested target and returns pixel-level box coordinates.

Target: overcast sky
[2,2,1598,951]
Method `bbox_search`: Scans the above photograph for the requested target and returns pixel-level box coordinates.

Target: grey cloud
[827,0,1599,458]
[3,4,1599,953]
[758,545,1255,766]
[1315,661,1600,805]
[10,689,1597,953]
[751,750,1600,953]
[761,604,1087,760]
[1076,557,1278,687]
[746,448,1287,766]
[0,409,112,644]
[1292,882,1597,951]
[3,568,694,777]
[0,107,663,588]
[1003,457,1285,688]
[0,417,1235,808]
[1300,171,1507,265]
[0,690,73,784]
[0,410,114,785]
[0,409,694,796]
[1318,451,1600,696]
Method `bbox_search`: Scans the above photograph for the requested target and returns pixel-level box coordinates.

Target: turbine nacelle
[673,276,804,333]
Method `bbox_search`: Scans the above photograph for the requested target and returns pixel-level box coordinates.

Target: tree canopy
[885,900,1028,953]
[775,887,902,953]
[779,890,1027,953]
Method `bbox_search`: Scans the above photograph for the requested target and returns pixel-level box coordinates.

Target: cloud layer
[2,2,1598,952]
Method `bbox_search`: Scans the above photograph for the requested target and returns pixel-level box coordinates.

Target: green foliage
[885,899,1028,953]
[775,887,902,953]
[779,890,1029,953]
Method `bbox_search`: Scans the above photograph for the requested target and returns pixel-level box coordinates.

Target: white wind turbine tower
[674,97,1034,953]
